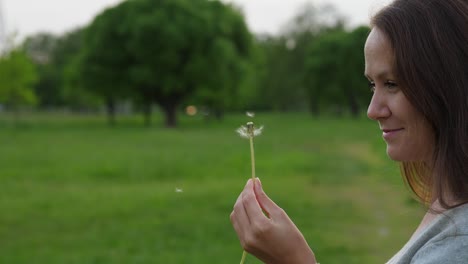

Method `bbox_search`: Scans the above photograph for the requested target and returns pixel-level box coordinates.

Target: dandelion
[236,122,263,181]
[175,187,183,193]
[236,120,263,264]
[236,122,263,139]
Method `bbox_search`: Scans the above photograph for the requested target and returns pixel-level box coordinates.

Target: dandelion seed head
[236,122,264,139]
[247,122,254,134]
[175,187,183,193]
[236,125,250,139]
[253,126,264,136]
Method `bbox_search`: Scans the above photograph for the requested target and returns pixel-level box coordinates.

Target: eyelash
[368,81,375,92]
[368,81,398,92]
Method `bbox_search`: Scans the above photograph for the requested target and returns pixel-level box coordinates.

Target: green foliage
[253,35,310,112]
[52,29,96,109]
[80,3,131,101]
[0,49,38,108]
[18,1,373,122]
[62,54,102,111]
[74,3,133,125]
[77,0,254,126]
[21,33,58,108]
[304,26,370,116]
[250,3,357,113]
[188,1,254,114]
[23,29,87,108]
[0,113,421,264]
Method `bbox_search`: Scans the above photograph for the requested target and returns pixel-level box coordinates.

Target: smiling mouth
[382,128,404,139]
[382,128,404,133]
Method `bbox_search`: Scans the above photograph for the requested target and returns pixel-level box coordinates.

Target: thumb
[254,178,280,218]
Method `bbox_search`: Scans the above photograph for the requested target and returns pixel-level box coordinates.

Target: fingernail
[255,178,262,189]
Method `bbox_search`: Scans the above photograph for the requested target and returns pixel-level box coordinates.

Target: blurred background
[0,0,423,263]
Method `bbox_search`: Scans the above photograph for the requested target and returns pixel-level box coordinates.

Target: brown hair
[371,0,468,209]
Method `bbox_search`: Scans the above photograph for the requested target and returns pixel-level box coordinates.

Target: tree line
[0,0,371,127]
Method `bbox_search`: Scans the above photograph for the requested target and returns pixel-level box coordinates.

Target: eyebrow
[364,70,394,80]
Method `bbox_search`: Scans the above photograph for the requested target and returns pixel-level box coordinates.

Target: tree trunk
[346,92,360,118]
[309,100,320,117]
[12,106,20,128]
[106,98,116,126]
[162,103,177,128]
[214,108,224,121]
[143,102,152,127]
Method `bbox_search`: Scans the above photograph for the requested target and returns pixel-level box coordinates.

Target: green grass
[0,112,424,263]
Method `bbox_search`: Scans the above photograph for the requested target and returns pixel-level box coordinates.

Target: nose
[367,90,391,120]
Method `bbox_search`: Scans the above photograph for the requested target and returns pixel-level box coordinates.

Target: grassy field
[0,112,424,264]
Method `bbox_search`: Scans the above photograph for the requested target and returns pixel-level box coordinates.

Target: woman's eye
[385,81,398,88]
[368,81,376,92]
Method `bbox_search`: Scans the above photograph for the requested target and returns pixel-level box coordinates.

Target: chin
[386,147,405,161]
[386,146,429,162]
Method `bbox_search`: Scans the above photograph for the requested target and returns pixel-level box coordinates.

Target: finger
[231,181,252,233]
[242,179,268,224]
[233,190,250,223]
[254,178,281,218]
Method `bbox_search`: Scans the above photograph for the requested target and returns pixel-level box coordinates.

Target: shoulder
[411,234,468,263]
[412,204,468,263]
[439,203,468,236]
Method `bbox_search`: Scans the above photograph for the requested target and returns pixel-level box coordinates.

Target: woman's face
[364,28,435,162]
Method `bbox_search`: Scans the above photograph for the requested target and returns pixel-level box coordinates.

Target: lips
[382,128,404,140]
[382,128,403,133]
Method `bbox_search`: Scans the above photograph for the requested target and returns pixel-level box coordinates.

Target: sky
[1,0,391,40]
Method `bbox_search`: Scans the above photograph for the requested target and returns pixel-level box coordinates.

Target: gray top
[386,203,468,263]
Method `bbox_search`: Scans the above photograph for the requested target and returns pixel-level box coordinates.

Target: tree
[77,0,253,127]
[78,2,133,125]
[304,26,370,117]
[0,48,38,122]
[22,33,61,107]
[253,35,308,111]
[62,52,102,112]
[124,0,253,126]
[189,1,254,119]
[343,26,372,114]
[51,28,91,109]
[23,29,87,109]
[305,29,348,115]
[251,3,348,113]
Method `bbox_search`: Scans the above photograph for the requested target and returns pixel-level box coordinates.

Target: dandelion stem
[237,121,262,264]
[240,135,256,264]
[240,250,247,264]
[249,136,255,180]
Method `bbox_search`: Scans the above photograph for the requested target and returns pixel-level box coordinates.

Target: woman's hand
[230,178,317,264]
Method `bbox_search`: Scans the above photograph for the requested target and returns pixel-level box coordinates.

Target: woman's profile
[230,0,468,263]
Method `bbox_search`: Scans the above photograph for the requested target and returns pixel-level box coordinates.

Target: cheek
[417,123,435,152]
[406,120,435,160]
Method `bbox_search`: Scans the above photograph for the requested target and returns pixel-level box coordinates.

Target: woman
[230,0,468,263]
